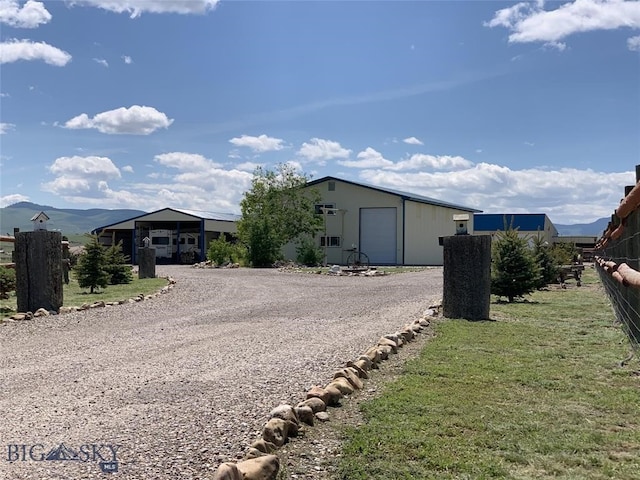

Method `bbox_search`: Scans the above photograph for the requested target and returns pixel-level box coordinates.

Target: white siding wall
[204,219,237,235]
[403,201,475,265]
[283,179,475,266]
[314,180,403,265]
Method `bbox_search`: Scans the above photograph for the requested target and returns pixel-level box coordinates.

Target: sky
[0,0,639,225]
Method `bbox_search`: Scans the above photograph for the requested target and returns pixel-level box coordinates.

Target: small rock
[315,412,330,422]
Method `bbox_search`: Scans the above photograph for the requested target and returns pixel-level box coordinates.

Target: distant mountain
[555,217,609,237]
[0,201,146,235]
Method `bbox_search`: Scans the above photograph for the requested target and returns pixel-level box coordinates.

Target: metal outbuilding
[287,176,481,266]
[473,213,559,244]
[92,208,239,264]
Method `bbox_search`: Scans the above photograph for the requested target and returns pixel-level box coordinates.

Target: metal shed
[92,207,239,264]
[473,213,559,244]
[285,176,481,266]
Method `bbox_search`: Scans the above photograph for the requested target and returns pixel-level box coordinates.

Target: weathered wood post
[14,231,63,313]
[443,215,491,320]
[138,236,156,279]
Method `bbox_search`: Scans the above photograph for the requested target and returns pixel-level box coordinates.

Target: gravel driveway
[0,266,442,479]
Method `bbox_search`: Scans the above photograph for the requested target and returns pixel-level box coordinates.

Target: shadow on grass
[492,298,543,305]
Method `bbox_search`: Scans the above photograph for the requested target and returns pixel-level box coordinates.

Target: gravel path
[0,266,442,479]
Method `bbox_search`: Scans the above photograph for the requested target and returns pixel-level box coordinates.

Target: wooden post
[443,235,492,320]
[138,247,156,279]
[15,231,63,312]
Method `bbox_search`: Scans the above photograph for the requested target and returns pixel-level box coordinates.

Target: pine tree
[75,235,109,293]
[532,235,558,289]
[105,241,133,285]
[0,265,16,300]
[491,227,539,302]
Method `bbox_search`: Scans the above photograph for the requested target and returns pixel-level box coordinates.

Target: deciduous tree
[237,165,322,267]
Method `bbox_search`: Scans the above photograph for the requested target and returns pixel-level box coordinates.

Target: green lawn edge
[1,273,168,316]
[338,268,640,480]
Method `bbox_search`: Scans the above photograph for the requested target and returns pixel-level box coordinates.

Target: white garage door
[360,208,397,265]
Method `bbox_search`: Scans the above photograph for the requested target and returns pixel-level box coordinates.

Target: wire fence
[594,165,640,353]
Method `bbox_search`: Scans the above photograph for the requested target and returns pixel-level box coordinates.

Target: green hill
[0,202,146,237]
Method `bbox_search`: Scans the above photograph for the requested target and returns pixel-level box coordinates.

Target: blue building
[473,213,558,244]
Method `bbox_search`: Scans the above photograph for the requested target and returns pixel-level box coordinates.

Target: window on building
[320,236,341,247]
[328,181,335,191]
[152,237,170,245]
[315,203,336,215]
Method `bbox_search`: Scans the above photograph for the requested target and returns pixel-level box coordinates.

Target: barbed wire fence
[595,165,640,356]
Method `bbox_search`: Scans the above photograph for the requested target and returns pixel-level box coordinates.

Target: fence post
[442,235,492,320]
[138,247,156,279]
[14,231,63,312]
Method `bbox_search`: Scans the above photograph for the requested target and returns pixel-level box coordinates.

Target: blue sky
[1,0,639,224]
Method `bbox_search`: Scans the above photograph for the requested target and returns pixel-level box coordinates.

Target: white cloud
[129,166,253,213]
[485,0,640,46]
[229,134,285,153]
[48,155,122,179]
[93,57,108,67]
[121,165,134,173]
[524,141,535,147]
[35,146,633,224]
[0,122,15,134]
[235,161,262,172]
[0,92,9,97]
[0,39,72,66]
[544,41,567,51]
[387,153,474,171]
[154,152,220,171]
[122,54,132,64]
[0,0,51,28]
[70,0,219,18]
[43,155,122,198]
[338,149,473,171]
[297,138,352,163]
[64,105,173,135]
[0,193,29,207]
[338,148,394,168]
[403,136,424,146]
[282,160,303,172]
[628,35,640,51]
[45,151,253,213]
[358,163,634,224]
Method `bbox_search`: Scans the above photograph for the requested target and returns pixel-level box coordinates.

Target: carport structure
[92,208,239,264]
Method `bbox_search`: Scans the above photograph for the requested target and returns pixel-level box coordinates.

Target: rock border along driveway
[0,266,443,479]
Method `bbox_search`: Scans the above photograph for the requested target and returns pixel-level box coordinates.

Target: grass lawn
[338,267,640,479]
[1,272,168,314]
